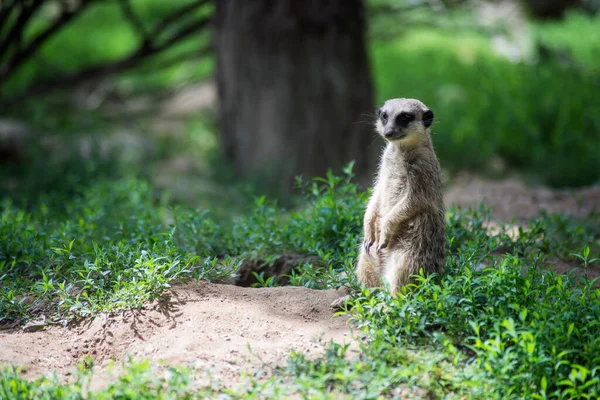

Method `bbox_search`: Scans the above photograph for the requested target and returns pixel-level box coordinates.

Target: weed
[2,165,599,398]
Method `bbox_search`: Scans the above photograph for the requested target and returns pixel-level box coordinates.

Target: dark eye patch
[395,112,414,127]
[381,111,388,124]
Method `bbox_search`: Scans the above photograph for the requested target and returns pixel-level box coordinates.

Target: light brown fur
[357,98,446,296]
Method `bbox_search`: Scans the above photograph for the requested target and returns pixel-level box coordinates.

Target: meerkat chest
[378,150,409,214]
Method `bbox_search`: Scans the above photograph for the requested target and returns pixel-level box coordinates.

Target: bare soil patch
[0,282,353,389]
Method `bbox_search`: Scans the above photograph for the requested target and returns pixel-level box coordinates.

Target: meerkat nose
[384,130,394,137]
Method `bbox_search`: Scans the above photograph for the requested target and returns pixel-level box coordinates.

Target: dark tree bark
[215,0,375,192]
[521,0,583,19]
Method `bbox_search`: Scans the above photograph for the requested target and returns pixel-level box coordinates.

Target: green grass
[0,359,223,399]
[0,165,363,322]
[1,164,599,398]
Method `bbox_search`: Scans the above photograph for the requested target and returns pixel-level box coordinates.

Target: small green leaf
[584,245,590,259]
[568,322,574,336]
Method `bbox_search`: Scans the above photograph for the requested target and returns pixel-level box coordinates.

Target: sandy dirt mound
[0,282,353,388]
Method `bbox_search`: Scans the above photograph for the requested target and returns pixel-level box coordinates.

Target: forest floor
[1,82,600,390]
[1,177,599,389]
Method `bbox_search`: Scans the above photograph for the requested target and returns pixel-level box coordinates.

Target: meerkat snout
[376,98,435,144]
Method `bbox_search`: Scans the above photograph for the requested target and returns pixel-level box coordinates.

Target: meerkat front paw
[363,227,377,255]
[376,240,388,253]
[376,225,393,252]
[363,237,375,254]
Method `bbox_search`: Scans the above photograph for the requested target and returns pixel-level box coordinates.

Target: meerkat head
[375,98,434,148]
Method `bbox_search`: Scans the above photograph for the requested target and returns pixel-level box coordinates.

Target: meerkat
[333,98,445,306]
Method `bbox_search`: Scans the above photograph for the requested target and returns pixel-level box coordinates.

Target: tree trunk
[521,0,582,19]
[215,0,375,193]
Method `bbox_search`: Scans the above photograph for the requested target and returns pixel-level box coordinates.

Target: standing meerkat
[335,98,445,305]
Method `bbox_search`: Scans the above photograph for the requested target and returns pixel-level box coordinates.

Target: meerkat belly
[393,211,445,273]
[395,213,433,245]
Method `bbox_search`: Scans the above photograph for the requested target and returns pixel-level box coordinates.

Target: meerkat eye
[381,112,388,124]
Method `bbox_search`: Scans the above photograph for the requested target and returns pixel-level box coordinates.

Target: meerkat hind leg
[331,250,381,309]
[356,249,381,288]
[383,250,411,297]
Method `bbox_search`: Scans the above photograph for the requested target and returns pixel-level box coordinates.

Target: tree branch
[0,0,213,100]
[117,0,149,42]
[144,44,213,73]
[5,16,212,100]
[0,0,96,84]
[153,16,211,53]
[152,0,210,38]
[0,0,44,59]
[0,0,18,40]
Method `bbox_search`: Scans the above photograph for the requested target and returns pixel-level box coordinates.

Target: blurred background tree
[215,0,374,191]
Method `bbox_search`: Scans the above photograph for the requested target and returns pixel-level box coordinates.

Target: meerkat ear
[377,108,382,119]
[423,109,434,128]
